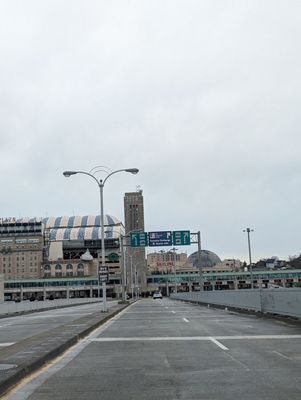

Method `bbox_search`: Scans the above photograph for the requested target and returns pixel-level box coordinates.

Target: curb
[0,303,130,397]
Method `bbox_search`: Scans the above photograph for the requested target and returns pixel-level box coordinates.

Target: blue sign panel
[148,231,172,247]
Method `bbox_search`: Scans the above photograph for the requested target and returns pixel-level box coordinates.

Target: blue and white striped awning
[42,215,120,229]
[14,215,123,241]
[42,215,123,241]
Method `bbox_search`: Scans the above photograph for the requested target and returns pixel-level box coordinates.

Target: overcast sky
[0,1,300,262]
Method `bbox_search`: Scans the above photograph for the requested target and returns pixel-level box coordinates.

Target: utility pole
[197,231,203,290]
[243,228,254,289]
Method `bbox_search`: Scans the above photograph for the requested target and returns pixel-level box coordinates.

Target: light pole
[170,247,178,293]
[63,166,139,311]
[243,228,254,289]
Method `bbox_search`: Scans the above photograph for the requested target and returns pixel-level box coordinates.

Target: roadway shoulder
[0,302,130,397]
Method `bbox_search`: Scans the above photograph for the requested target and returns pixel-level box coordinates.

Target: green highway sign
[173,230,191,246]
[130,230,191,247]
[130,232,148,247]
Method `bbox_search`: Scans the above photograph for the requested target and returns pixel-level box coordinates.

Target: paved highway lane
[5,298,301,400]
[0,301,116,346]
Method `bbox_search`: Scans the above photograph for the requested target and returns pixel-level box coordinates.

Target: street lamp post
[63,167,139,312]
[243,227,254,289]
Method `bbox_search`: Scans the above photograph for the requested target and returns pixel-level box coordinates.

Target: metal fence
[171,288,301,319]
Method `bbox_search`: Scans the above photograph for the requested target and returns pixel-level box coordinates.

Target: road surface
[4,298,301,399]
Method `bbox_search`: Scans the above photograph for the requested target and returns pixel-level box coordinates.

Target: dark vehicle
[29,296,35,302]
[48,295,54,300]
[14,298,21,303]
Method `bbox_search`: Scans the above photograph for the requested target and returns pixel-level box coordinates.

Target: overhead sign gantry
[130,230,191,247]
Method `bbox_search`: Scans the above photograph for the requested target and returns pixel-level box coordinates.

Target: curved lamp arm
[103,168,139,186]
[63,170,101,187]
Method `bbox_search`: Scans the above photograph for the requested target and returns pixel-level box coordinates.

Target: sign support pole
[197,231,203,291]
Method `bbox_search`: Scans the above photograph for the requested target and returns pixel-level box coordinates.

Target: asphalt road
[0,301,115,345]
[4,298,301,400]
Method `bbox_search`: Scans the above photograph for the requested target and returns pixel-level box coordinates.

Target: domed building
[188,250,221,269]
[42,215,124,286]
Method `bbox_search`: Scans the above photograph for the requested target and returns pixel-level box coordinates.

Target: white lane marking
[0,343,15,347]
[126,311,172,314]
[3,304,134,400]
[89,334,301,342]
[171,311,176,314]
[182,318,189,323]
[209,337,229,351]
[29,313,93,318]
[225,353,250,371]
[273,351,292,360]
[215,335,301,340]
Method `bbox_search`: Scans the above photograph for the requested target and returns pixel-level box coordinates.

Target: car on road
[153,291,163,299]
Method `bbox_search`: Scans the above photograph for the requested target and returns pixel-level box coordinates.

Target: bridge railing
[171,288,301,319]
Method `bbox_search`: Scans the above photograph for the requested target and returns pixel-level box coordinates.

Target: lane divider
[209,337,229,351]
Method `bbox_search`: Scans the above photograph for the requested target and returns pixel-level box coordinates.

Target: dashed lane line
[209,337,229,351]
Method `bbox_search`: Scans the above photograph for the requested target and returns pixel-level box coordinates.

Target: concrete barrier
[171,288,301,319]
[0,298,103,317]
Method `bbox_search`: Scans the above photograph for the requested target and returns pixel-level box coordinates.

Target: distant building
[0,218,44,280]
[147,251,196,274]
[124,190,147,292]
[216,259,242,272]
[188,250,222,269]
[42,215,123,290]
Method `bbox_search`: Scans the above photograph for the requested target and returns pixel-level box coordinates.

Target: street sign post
[98,265,109,283]
[173,230,191,246]
[98,273,109,283]
[130,232,148,247]
[149,231,172,247]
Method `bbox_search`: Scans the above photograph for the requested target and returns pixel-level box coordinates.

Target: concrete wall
[171,288,301,319]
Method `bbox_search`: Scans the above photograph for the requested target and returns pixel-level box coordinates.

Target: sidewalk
[0,302,130,397]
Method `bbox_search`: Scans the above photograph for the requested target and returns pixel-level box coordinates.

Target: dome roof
[188,250,221,268]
